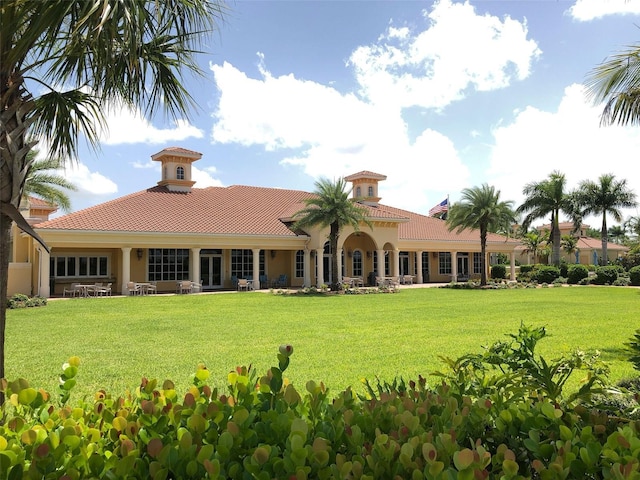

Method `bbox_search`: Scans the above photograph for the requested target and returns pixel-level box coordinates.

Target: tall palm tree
[625,216,640,238]
[608,225,627,245]
[446,184,516,286]
[23,150,77,212]
[293,178,371,291]
[516,171,578,267]
[585,44,640,126]
[521,229,548,264]
[0,0,225,402]
[561,234,579,263]
[573,174,637,265]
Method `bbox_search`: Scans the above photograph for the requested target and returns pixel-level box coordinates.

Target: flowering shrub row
[1,330,639,479]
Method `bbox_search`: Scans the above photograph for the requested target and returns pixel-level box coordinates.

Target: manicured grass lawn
[6,286,640,401]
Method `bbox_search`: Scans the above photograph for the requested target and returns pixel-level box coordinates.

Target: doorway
[200,252,222,289]
[457,254,469,281]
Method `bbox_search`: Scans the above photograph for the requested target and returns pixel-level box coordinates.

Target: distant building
[8,147,521,297]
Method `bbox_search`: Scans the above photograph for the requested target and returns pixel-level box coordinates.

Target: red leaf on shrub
[184,392,195,407]
[147,438,163,458]
[35,444,49,458]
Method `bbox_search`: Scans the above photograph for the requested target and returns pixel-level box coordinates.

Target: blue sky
[56,0,640,227]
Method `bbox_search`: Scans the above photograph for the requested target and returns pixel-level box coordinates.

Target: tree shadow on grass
[599,346,631,363]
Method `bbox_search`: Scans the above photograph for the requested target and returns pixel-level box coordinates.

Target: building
[8,147,521,297]
[515,222,628,265]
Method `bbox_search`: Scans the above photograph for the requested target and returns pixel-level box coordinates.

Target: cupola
[344,171,387,206]
[152,147,202,192]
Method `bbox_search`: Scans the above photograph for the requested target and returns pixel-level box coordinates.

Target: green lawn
[5,286,639,401]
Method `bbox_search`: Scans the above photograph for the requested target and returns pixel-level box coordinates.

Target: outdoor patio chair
[179,280,192,294]
[237,278,250,291]
[145,281,157,294]
[259,274,268,288]
[95,282,112,296]
[127,282,141,296]
[63,283,81,298]
[275,274,288,288]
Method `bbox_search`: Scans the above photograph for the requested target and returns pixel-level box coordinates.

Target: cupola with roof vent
[152,147,202,192]
[344,171,387,206]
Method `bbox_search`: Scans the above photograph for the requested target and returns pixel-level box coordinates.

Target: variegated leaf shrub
[1,332,640,479]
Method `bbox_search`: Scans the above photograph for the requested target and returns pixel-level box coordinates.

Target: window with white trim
[352,250,363,277]
[439,252,452,275]
[176,166,185,180]
[295,250,304,278]
[473,252,483,274]
[50,255,109,278]
[149,248,189,281]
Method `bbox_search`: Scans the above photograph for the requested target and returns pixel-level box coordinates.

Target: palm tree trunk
[551,211,561,266]
[601,213,608,266]
[0,215,10,406]
[330,222,340,291]
[480,230,487,286]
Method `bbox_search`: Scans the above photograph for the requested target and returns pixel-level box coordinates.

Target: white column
[315,249,324,287]
[510,252,516,281]
[252,248,261,288]
[392,249,400,277]
[121,247,131,294]
[191,248,201,284]
[37,246,50,298]
[416,251,423,284]
[304,249,311,287]
[337,248,343,282]
[451,251,458,282]
[376,249,385,278]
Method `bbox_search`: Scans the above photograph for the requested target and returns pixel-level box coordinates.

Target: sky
[52,0,640,228]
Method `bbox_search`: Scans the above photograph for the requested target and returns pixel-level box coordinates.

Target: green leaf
[18,388,37,405]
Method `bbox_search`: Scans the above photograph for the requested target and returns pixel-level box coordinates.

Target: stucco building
[8,147,521,297]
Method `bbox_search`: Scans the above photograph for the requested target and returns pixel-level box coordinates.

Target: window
[439,252,452,275]
[368,186,374,197]
[353,250,363,277]
[231,249,265,278]
[51,255,108,278]
[421,252,430,276]
[473,252,483,274]
[149,248,189,281]
[176,166,185,180]
[295,250,304,278]
[372,251,390,276]
[356,186,361,197]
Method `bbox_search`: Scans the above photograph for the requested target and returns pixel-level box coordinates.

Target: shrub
[519,264,535,274]
[490,264,506,279]
[567,264,589,284]
[592,265,619,285]
[6,293,47,309]
[559,262,569,278]
[0,329,630,480]
[531,265,560,284]
[629,265,640,286]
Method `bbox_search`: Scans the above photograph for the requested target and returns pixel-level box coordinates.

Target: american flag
[428,198,449,216]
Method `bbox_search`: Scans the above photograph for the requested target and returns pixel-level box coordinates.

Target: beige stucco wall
[8,263,32,297]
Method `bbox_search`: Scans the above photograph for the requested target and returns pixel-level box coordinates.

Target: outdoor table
[75,284,95,297]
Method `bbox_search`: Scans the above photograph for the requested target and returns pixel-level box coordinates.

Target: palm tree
[293,178,371,291]
[585,44,640,126]
[23,150,77,212]
[561,234,579,263]
[516,171,578,267]
[446,184,516,286]
[573,174,637,265]
[608,225,627,245]
[0,0,225,402]
[521,229,548,264]
[625,216,640,238]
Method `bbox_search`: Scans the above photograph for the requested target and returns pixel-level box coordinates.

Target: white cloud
[98,106,204,145]
[569,0,640,21]
[63,162,119,195]
[192,165,224,188]
[348,0,541,109]
[487,83,640,223]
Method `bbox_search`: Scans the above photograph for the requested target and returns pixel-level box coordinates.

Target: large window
[473,252,483,274]
[176,166,185,180]
[231,249,265,278]
[51,255,108,278]
[295,250,304,278]
[438,252,452,275]
[372,251,390,276]
[352,250,363,277]
[149,248,189,281]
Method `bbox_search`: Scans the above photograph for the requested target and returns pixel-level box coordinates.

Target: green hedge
[567,264,589,285]
[0,329,636,480]
[629,265,640,286]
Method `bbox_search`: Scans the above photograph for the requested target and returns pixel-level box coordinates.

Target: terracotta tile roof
[35,184,517,245]
[375,204,520,244]
[577,237,628,251]
[28,196,57,210]
[36,185,314,236]
[344,171,387,181]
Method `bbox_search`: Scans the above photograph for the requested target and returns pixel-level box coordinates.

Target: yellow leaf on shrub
[0,436,7,451]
